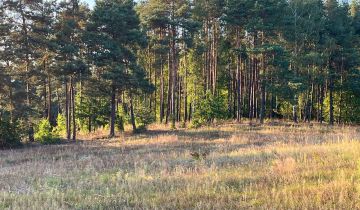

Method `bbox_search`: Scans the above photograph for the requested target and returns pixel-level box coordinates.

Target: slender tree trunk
[68,79,72,139]
[338,58,344,124]
[20,4,34,142]
[309,82,314,123]
[293,105,298,123]
[154,50,157,121]
[165,50,172,124]
[329,77,334,125]
[65,78,70,140]
[232,69,237,119]
[110,85,116,137]
[236,28,242,122]
[88,116,91,133]
[183,52,188,124]
[148,46,152,110]
[260,47,266,124]
[47,70,53,125]
[260,83,266,124]
[129,93,137,132]
[160,57,165,123]
[44,80,47,118]
[319,84,324,124]
[177,76,181,122]
[249,56,254,121]
[212,21,218,94]
[71,77,76,141]
[227,64,232,116]
[329,64,334,125]
[170,24,177,128]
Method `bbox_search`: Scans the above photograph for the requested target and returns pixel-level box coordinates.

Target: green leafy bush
[35,119,60,144]
[191,91,228,128]
[0,119,21,148]
[135,105,156,130]
[53,115,66,136]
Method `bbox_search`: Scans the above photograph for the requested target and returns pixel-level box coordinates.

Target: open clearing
[2,123,360,209]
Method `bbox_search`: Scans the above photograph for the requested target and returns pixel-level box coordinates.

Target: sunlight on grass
[1,123,360,209]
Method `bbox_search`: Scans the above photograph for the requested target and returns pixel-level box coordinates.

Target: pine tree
[85,0,152,136]
[54,0,88,140]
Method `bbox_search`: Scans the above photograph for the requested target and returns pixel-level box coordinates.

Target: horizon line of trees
[1,0,360,146]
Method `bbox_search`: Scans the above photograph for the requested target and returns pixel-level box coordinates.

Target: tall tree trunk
[20,3,34,142]
[293,105,298,123]
[183,52,188,124]
[227,64,232,117]
[259,34,266,124]
[249,56,254,121]
[129,93,137,132]
[236,28,242,122]
[160,57,165,123]
[68,79,72,140]
[329,76,334,125]
[165,50,172,124]
[170,24,177,128]
[308,83,314,123]
[110,85,116,137]
[260,83,266,124]
[178,74,181,122]
[232,69,237,119]
[212,21,218,94]
[154,50,157,121]
[44,80,47,118]
[71,77,76,141]
[329,61,334,125]
[65,78,70,141]
[88,116,92,133]
[47,69,53,125]
[319,84,324,124]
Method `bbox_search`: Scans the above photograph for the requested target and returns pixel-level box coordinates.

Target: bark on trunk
[110,86,116,137]
[129,94,137,132]
[236,28,242,122]
[71,77,76,141]
[65,79,70,141]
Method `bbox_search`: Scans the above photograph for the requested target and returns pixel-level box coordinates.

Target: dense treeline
[1,0,360,145]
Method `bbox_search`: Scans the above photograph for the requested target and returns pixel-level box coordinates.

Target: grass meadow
[1,122,360,209]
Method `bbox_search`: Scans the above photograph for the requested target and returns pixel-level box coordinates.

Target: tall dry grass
[1,123,360,209]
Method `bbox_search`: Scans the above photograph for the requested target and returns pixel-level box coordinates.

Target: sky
[82,0,351,9]
[82,0,140,8]
[82,0,95,8]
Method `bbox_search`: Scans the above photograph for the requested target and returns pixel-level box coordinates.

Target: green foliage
[279,101,295,120]
[2,0,360,140]
[135,104,156,130]
[192,91,228,128]
[0,119,21,148]
[35,119,60,144]
[53,115,66,136]
[324,91,360,124]
[116,115,125,132]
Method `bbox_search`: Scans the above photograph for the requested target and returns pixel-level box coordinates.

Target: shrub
[53,115,66,136]
[191,91,228,128]
[135,105,156,129]
[35,119,60,144]
[0,119,21,148]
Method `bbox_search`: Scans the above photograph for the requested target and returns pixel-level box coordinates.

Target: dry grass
[1,123,360,209]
